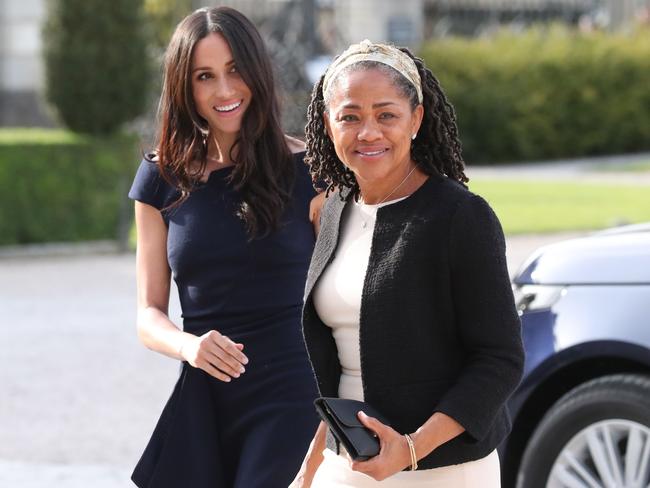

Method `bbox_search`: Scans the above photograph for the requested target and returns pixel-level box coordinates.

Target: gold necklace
[358,164,417,229]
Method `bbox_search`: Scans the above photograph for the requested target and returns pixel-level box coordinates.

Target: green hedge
[0,129,138,245]
[420,27,650,164]
[44,0,150,135]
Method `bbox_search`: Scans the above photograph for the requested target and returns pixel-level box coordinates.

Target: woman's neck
[358,161,425,205]
[207,131,238,166]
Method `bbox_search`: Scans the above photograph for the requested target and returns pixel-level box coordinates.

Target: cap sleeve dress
[128,154,320,488]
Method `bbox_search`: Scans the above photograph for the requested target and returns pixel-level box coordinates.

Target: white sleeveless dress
[311,197,501,487]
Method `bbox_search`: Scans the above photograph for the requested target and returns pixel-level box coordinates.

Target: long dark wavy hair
[305,47,467,198]
[153,6,294,237]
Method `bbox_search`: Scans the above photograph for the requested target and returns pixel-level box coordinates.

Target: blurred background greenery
[470,178,650,234]
[422,27,650,164]
[1,0,649,247]
[0,129,136,245]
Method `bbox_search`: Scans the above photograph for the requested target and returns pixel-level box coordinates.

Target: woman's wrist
[177,333,193,361]
[404,433,418,471]
[304,440,325,471]
[410,411,466,462]
[409,428,433,462]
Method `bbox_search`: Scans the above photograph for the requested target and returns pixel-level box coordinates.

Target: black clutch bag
[314,397,391,461]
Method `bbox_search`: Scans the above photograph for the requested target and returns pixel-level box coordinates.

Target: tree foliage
[44,0,151,135]
[144,0,193,51]
[421,26,650,164]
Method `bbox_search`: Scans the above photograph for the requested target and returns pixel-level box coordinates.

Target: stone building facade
[0,0,53,126]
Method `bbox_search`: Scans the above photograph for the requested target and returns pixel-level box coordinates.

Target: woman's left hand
[349,411,413,481]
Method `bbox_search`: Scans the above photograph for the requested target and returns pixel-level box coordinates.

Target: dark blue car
[502,223,650,488]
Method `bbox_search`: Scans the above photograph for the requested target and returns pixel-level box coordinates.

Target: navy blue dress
[128,153,320,488]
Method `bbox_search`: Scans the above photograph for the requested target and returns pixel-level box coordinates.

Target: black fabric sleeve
[128,159,177,211]
[293,151,320,198]
[435,194,525,442]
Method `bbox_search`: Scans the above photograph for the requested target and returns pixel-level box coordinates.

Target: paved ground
[0,254,177,487]
[465,151,650,185]
[0,232,586,488]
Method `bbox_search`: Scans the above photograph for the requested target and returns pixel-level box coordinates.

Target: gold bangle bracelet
[404,433,418,471]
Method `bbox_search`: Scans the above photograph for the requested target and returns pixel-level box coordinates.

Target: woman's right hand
[180,330,248,382]
[133,202,248,382]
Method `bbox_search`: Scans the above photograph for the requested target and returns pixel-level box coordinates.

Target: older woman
[292,40,525,487]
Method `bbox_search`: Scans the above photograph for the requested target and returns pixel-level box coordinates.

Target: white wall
[1,0,46,91]
[333,0,424,51]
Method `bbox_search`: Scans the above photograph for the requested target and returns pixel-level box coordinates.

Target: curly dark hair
[305,47,468,198]
[153,6,293,238]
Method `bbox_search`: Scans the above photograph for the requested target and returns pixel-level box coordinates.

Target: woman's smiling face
[324,67,423,189]
[191,32,252,140]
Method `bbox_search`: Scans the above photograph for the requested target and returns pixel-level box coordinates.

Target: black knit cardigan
[302,173,525,470]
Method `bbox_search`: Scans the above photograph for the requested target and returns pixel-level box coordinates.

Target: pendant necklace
[358,164,417,229]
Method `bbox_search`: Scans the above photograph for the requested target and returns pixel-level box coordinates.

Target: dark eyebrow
[341,101,397,109]
[191,60,235,73]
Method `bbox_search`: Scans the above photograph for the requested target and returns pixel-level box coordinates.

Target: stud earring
[411,133,417,140]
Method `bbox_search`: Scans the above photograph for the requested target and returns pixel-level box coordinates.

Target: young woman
[293,40,524,487]
[128,7,321,488]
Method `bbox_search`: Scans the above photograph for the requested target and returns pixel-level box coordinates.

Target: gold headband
[322,39,423,103]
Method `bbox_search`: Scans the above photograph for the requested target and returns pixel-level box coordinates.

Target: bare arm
[350,410,464,481]
[411,412,464,463]
[286,134,306,153]
[284,133,324,235]
[290,421,328,488]
[134,201,189,358]
[134,202,248,381]
[309,192,326,237]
